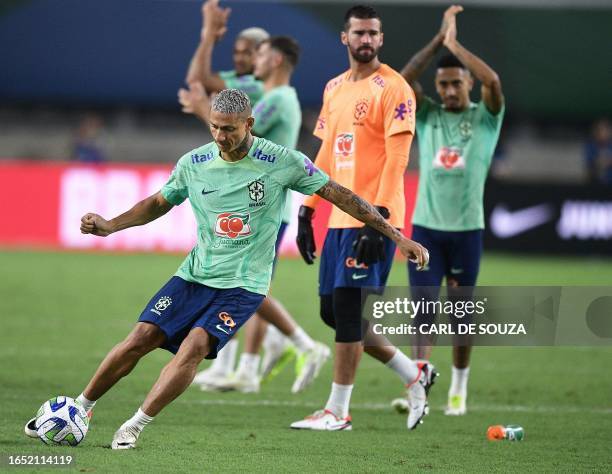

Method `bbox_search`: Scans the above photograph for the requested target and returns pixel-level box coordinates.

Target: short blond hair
[237,27,269,46]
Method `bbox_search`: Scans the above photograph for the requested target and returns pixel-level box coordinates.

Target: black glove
[352,206,390,266]
[296,205,316,264]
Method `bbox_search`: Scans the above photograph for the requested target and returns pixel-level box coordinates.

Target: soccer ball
[35,396,89,446]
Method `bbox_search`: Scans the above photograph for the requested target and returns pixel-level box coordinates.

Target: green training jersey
[412,96,504,231]
[161,137,328,295]
[252,85,302,223]
[219,70,264,105]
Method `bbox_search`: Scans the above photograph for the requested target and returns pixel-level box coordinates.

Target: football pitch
[1,250,611,472]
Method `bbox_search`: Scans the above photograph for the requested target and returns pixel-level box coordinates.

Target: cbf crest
[248,179,265,204]
[459,120,473,141]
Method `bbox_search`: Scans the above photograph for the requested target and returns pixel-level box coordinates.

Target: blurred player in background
[585,118,612,185]
[25,89,429,450]
[182,0,267,385]
[181,4,330,394]
[185,0,267,105]
[396,5,504,416]
[291,5,436,431]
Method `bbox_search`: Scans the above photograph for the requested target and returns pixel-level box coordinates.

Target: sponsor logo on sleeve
[304,157,319,176]
[394,102,408,120]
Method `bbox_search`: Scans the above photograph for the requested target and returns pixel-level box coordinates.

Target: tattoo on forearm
[317,181,402,241]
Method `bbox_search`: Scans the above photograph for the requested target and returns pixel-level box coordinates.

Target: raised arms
[442,7,504,115]
[400,5,462,104]
[185,0,231,93]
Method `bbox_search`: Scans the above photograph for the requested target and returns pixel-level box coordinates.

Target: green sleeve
[252,94,282,136]
[282,149,329,195]
[479,101,505,130]
[161,155,190,205]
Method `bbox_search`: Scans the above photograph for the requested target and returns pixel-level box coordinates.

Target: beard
[349,45,379,64]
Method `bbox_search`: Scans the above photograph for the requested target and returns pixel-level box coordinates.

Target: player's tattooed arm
[80,192,173,237]
[315,180,429,268]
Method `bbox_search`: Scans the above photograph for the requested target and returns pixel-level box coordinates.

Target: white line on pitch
[176,398,612,415]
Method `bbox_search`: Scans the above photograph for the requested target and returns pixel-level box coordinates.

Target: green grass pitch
[1,250,611,472]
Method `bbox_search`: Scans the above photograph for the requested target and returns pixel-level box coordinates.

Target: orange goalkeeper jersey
[304,64,415,228]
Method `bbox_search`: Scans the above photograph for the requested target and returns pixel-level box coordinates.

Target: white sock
[210,339,238,375]
[236,353,260,374]
[263,325,285,349]
[289,326,315,353]
[385,349,419,385]
[76,393,96,412]
[324,382,353,418]
[449,366,470,396]
[120,407,154,433]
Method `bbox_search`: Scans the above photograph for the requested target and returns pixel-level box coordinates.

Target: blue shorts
[408,225,483,288]
[408,225,483,334]
[138,277,264,359]
[319,228,396,296]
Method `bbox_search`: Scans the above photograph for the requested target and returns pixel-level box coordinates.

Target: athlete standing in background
[292,5,436,432]
[396,5,504,416]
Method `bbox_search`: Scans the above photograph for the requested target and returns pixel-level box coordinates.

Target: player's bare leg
[445,280,474,415]
[112,327,212,449]
[244,314,268,353]
[82,322,166,403]
[363,329,438,426]
[221,296,330,393]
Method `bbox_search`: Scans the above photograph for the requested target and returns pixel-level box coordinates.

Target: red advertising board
[0,161,418,255]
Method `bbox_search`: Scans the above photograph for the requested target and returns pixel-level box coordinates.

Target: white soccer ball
[35,396,89,446]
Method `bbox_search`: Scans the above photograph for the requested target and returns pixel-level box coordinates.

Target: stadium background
[0,0,610,471]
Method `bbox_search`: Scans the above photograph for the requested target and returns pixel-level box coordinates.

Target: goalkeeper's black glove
[352,206,390,266]
[296,205,316,264]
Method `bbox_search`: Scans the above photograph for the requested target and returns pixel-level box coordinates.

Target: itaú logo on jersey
[433,146,465,170]
[214,212,252,239]
[335,133,355,156]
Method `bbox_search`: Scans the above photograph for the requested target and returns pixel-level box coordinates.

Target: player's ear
[273,50,283,68]
[246,116,255,131]
[341,31,348,46]
[379,31,384,47]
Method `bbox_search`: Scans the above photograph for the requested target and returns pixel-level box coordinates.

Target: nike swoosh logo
[216,324,231,335]
[352,274,368,280]
[202,189,219,195]
[490,204,554,238]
